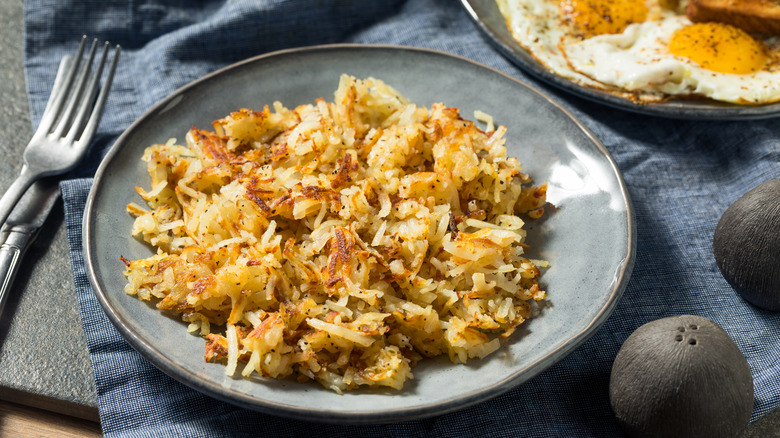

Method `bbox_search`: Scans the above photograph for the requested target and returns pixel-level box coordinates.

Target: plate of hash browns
[84,44,635,423]
[462,0,780,120]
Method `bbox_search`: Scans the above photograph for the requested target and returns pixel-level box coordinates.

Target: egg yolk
[669,23,766,74]
[559,0,648,38]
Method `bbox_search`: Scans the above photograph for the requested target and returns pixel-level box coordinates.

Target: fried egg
[497,0,780,104]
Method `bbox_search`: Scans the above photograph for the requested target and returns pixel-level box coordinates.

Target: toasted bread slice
[686,0,780,36]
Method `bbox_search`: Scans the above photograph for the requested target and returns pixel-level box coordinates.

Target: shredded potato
[121,74,548,392]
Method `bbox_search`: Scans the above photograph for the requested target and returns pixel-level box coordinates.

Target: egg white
[497,0,605,89]
[564,15,780,104]
[498,0,780,104]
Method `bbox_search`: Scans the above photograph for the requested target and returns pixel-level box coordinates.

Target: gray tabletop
[0,0,98,423]
[0,0,777,434]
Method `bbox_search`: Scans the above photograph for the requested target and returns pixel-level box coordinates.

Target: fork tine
[65,41,110,143]
[75,44,121,147]
[52,38,99,139]
[35,36,88,138]
[40,56,74,121]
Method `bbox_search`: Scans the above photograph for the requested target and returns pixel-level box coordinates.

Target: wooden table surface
[0,400,101,437]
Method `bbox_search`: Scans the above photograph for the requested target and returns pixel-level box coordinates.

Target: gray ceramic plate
[461,0,780,120]
[84,44,635,423]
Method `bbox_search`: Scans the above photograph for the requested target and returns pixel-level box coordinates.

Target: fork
[0,36,120,229]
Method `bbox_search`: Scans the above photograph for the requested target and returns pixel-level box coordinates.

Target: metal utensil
[0,37,120,319]
[0,36,120,230]
[0,178,60,317]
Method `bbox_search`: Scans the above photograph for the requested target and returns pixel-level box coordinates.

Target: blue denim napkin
[25,1,780,436]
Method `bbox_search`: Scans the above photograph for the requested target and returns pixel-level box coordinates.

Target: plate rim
[83,43,636,423]
[460,0,780,120]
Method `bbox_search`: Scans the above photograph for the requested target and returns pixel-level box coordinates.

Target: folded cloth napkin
[25,0,780,436]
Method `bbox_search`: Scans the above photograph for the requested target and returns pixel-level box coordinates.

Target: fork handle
[0,225,36,318]
[0,166,36,229]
